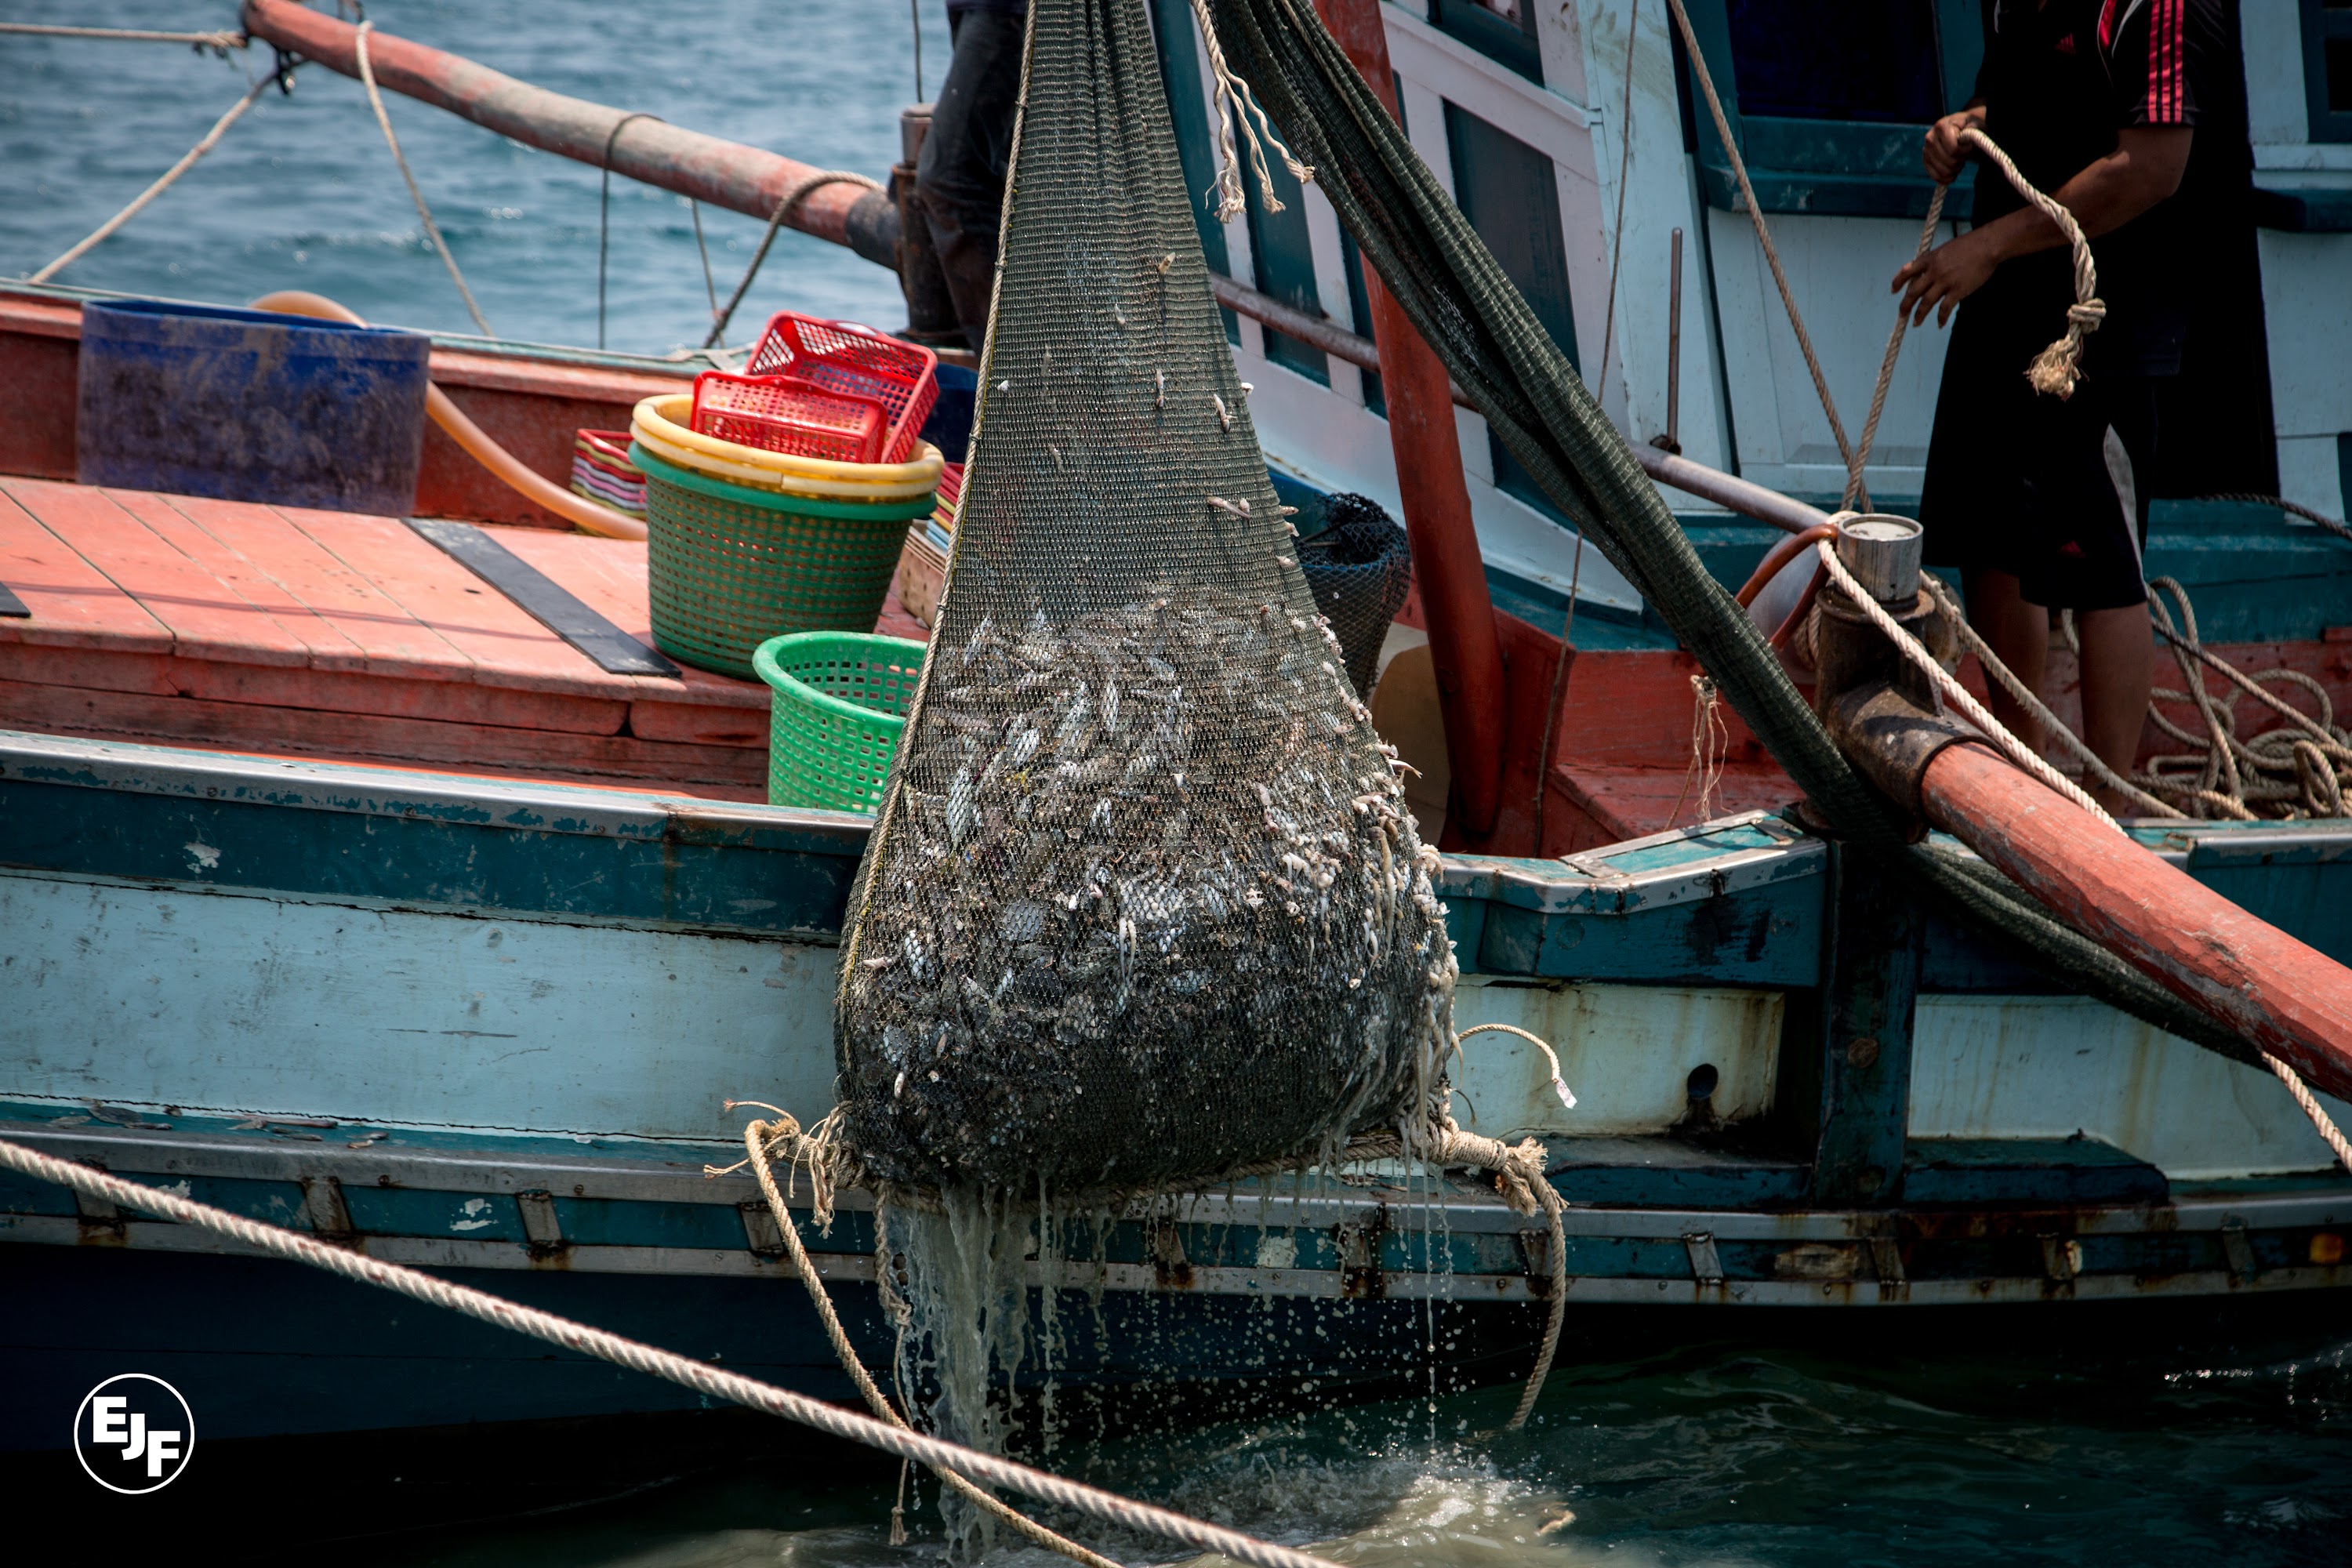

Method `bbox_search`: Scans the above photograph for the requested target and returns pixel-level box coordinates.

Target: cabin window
[1243,156,1334,386]
[1445,103,1578,516]
[1340,230,1385,416]
[1429,0,1543,85]
[1147,0,1240,342]
[1676,0,1987,216]
[2307,0,2352,142]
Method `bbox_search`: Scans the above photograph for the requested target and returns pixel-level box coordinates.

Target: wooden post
[1311,0,1508,838]
[1803,844,1921,1205]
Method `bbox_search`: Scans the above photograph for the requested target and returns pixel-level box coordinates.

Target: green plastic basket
[633,442,935,680]
[753,631,927,813]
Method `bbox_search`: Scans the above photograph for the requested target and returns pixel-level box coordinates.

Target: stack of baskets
[628,311,945,811]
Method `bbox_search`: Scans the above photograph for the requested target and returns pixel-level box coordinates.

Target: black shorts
[1918,268,2155,612]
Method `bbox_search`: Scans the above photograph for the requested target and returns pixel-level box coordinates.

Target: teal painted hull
[3,730,2349,1447]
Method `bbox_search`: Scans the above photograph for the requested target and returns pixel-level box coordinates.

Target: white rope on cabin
[354,21,495,339]
[28,73,277,285]
[0,1131,1347,1568]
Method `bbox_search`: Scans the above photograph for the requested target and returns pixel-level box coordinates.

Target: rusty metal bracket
[1682,1231,1723,1285]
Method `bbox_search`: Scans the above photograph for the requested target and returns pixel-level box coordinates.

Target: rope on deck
[0,1131,1347,1568]
[28,72,278,284]
[354,20,494,338]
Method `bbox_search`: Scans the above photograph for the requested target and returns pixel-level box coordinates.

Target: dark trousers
[917,9,1025,350]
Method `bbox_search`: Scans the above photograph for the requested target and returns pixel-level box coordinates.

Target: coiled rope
[354,20,494,338]
[29,71,280,285]
[0,1131,1345,1568]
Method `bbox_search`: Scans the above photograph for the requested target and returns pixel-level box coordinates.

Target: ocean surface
[9,8,2351,1566]
[2,0,941,350]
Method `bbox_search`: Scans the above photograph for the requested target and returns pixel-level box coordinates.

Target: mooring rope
[29,72,278,285]
[0,1131,1345,1568]
[354,20,494,338]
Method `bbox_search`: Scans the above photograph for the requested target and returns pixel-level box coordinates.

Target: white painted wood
[0,872,841,1142]
[2256,231,2352,441]
[2242,2,2310,148]
[1910,996,2352,1180]
[1450,976,1780,1136]
[1532,0,1588,103]
[1704,207,1954,501]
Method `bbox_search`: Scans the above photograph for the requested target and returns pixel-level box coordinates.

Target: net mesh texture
[834,0,1453,1200]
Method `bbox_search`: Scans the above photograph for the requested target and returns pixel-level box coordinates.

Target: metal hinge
[1684,1231,1724,1286]
[515,1189,565,1258]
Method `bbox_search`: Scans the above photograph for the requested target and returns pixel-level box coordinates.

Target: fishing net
[1298,492,1412,698]
[834,0,1454,1200]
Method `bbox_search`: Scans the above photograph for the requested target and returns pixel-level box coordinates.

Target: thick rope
[1813,536,2123,831]
[2263,1053,2352,1174]
[2194,492,2352,546]
[29,73,275,284]
[1661,0,1860,490]
[701,168,884,350]
[0,23,245,49]
[739,1119,1123,1568]
[1844,187,1948,510]
[0,1133,1345,1568]
[354,21,494,337]
[1955,127,2103,399]
[1919,575,2184,818]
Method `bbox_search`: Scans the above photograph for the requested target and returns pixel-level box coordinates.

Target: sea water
[9,8,2350,1564]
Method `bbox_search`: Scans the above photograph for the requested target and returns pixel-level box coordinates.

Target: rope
[1187,0,1314,222]
[1918,575,2184,818]
[701,168,884,350]
[1592,1,1642,401]
[2263,1053,2352,1174]
[597,112,662,351]
[29,73,276,284]
[1812,535,2124,831]
[1661,0,1863,495]
[739,1117,1122,1568]
[1671,674,1727,827]
[354,21,493,338]
[0,1131,1345,1568]
[1844,187,1948,510]
[0,23,245,49]
[1956,128,2103,399]
[2195,492,2352,546]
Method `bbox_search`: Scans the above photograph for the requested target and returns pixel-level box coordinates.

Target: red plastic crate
[743,311,938,463]
[691,372,891,463]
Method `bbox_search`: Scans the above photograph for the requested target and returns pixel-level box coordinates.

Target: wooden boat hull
[3,732,2348,1450]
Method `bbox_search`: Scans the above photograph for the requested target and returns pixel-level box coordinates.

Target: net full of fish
[839,586,1454,1196]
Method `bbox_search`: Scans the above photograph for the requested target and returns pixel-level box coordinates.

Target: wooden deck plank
[281,507,643,701]
[163,495,476,681]
[489,530,760,706]
[104,489,369,671]
[0,677,760,793]
[0,485,170,655]
[3,478,309,668]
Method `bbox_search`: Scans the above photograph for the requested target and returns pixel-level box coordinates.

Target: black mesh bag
[833,0,1454,1198]
[1296,492,1411,698]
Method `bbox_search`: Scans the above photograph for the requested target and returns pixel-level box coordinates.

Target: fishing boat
[2,0,2349,1467]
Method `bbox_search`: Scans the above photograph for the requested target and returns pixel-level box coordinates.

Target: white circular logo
[74,1374,194,1494]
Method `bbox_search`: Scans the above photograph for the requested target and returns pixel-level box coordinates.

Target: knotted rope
[1956,127,2104,399]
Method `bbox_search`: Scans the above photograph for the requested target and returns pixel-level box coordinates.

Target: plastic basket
[753,630,926,813]
[633,441,936,681]
[743,311,938,463]
[691,372,891,464]
[631,394,943,501]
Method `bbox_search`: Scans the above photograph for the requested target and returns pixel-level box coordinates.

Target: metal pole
[1656,227,1682,456]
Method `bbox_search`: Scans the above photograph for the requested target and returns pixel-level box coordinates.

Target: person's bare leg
[1964,570,2048,755]
[2076,604,2154,814]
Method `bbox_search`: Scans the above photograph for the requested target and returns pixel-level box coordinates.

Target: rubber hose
[247,291,648,542]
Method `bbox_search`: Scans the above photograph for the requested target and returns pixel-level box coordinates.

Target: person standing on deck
[1893,0,2255,815]
[916,0,1026,352]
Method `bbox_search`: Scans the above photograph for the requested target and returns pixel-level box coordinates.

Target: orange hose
[247,291,648,542]
[1734,521,1839,608]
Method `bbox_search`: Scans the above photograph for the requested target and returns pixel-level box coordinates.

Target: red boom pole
[1311,0,1508,837]
[1920,741,2352,1101]
[240,0,879,251]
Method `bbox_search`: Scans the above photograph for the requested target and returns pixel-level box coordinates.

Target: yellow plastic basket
[630,394,943,502]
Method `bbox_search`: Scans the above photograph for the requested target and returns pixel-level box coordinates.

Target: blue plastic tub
[75,299,433,517]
